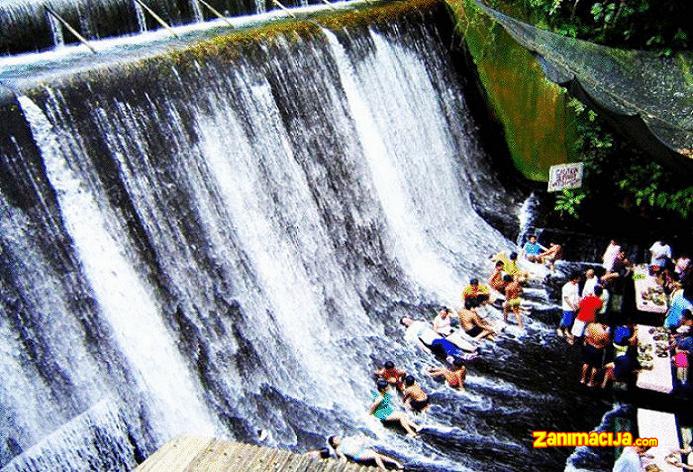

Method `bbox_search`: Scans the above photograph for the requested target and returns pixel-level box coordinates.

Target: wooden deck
[135,436,378,472]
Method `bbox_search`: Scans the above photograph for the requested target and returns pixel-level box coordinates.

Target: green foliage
[554,188,586,218]
[563,97,692,221]
[495,0,689,53]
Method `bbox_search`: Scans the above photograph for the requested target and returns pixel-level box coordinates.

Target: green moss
[447,0,577,181]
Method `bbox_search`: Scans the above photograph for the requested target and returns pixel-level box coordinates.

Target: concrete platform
[135,436,378,472]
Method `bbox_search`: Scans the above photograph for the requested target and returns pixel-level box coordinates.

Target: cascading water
[0,7,612,472]
[46,13,65,49]
[190,0,204,22]
[133,0,148,33]
[0,0,325,55]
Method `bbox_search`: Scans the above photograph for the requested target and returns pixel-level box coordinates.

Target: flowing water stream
[0,9,612,472]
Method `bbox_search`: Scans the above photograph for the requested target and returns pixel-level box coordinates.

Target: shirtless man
[538,243,562,270]
[488,260,507,294]
[581,315,610,387]
[503,275,524,329]
[458,304,496,341]
[402,375,430,413]
[426,357,467,391]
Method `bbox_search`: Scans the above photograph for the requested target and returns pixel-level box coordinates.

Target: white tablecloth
[635,325,673,394]
[637,408,680,472]
[633,266,668,314]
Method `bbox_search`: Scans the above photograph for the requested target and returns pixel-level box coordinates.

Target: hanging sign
[548,162,584,192]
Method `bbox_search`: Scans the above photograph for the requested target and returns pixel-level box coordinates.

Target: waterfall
[17,95,220,438]
[0,12,612,472]
[190,0,204,23]
[47,12,65,49]
[133,0,147,33]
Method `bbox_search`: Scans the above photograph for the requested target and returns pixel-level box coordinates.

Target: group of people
[308,234,691,471]
[554,238,692,392]
[315,237,555,469]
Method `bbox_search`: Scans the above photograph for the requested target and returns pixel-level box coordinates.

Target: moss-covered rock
[447,0,576,181]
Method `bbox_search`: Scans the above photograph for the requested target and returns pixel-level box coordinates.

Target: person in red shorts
[570,285,604,340]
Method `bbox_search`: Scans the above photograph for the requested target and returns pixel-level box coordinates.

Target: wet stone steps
[135,436,378,472]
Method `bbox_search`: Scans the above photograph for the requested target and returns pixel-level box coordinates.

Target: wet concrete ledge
[135,436,378,471]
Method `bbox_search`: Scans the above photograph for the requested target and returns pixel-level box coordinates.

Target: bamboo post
[132,0,179,38]
[197,0,234,27]
[271,0,296,18]
[320,0,337,10]
[44,6,97,53]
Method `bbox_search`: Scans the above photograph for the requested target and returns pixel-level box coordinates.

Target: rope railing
[133,0,179,38]
[197,0,234,27]
[44,6,97,54]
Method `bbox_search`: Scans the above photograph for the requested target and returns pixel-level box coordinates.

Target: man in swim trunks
[402,375,430,413]
[400,316,477,361]
[503,275,524,329]
[580,314,610,387]
[426,357,467,390]
[538,242,562,270]
[458,302,496,341]
[488,260,508,294]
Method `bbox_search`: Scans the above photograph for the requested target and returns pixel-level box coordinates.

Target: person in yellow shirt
[492,251,527,282]
[462,278,490,309]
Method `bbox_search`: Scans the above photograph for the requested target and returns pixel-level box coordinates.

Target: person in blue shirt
[664,288,692,330]
[522,234,547,263]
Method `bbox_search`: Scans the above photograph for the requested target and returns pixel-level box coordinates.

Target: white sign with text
[548,162,584,192]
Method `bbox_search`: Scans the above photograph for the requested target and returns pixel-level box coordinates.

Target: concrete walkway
[135,436,378,471]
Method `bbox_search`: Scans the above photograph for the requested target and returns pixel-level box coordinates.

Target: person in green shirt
[369,380,420,438]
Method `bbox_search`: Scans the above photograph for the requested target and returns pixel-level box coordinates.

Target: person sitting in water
[488,260,508,294]
[426,357,467,391]
[374,361,407,392]
[432,307,455,336]
[502,275,524,329]
[538,242,562,270]
[462,278,490,309]
[400,316,477,361]
[492,251,519,278]
[458,301,496,341]
[328,434,404,471]
[369,380,421,438]
[402,375,430,413]
[521,234,547,263]
[494,250,529,283]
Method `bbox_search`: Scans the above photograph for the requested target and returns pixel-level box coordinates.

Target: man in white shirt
[650,240,672,267]
[582,268,598,297]
[558,272,581,341]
